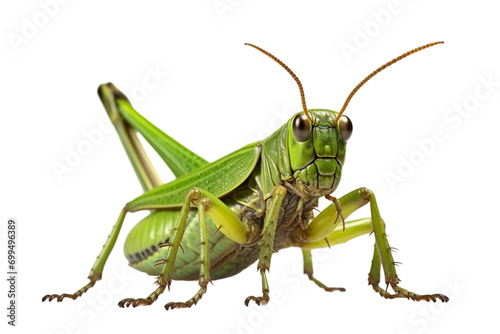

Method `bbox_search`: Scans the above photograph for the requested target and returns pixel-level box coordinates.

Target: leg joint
[271,185,287,196]
[360,187,374,201]
[188,188,212,211]
[188,187,203,202]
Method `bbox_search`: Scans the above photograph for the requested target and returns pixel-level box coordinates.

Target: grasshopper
[43,42,449,310]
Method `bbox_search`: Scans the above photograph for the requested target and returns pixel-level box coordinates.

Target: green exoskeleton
[43,42,449,310]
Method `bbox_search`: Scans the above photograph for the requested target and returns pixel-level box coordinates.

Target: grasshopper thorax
[286,109,352,196]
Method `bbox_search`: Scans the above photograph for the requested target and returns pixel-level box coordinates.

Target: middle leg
[164,200,211,310]
[245,185,287,306]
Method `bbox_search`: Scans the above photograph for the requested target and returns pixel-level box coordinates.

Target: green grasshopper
[43,42,449,310]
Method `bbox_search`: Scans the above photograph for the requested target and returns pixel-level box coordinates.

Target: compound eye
[292,113,311,142]
[338,115,353,141]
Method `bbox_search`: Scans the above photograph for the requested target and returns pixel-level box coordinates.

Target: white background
[2,1,500,333]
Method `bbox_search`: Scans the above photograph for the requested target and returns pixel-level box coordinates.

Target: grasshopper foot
[42,278,97,302]
[368,276,449,302]
[164,301,192,310]
[118,298,154,308]
[244,290,270,306]
[306,273,346,293]
[42,293,78,302]
[118,284,166,308]
[164,282,208,311]
[391,285,449,302]
[165,302,187,310]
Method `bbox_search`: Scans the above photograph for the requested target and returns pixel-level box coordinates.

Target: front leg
[245,185,287,306]
[293,187,448,302]
[363,189,448,302]
[361,189,448,302]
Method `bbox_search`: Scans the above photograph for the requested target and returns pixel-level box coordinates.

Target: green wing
[126,143,262,211]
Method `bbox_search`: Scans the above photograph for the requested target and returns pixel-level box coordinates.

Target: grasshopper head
[246,41,443,196]
[286,109,352,196]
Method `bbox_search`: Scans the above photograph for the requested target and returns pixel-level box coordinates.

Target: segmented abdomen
[124,209,236,280]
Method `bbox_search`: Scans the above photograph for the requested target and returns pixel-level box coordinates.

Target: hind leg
[43,208,128,302]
